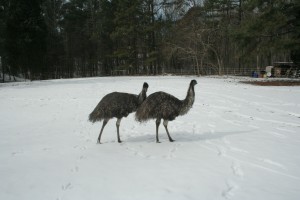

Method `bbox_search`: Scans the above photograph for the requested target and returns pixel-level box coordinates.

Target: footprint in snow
[70,166,79,173]
[164,143,182,159]
[231,161,244,178]
[216,146,226,157]
[125,146,155,159]
[222,180,238,199]
[78,155,87,160]
[73,145,87,150]
[61,183,73,191]
[11,151,23,156]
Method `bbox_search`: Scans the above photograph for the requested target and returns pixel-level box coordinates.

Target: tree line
[0,0,299,81]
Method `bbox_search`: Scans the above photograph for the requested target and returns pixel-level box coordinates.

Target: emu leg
[97,119,109,144]
[156,118,161,143]
[163,120,174,142]
[116,118,122,143]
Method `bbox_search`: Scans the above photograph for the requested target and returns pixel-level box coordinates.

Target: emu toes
[118,140,122,143]
[156,141,161,143]
[169,139,175,142]
[97,140,102,144]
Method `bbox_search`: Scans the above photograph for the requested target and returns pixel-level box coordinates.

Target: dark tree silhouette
[89,82,149,143]
[136,80,197,143]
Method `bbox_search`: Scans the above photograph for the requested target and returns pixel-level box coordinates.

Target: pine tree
[111,0,143,74]
[98,0,116,75]
[5,0,47,80]
[0,0,8,82]
[43,0,65,79]
[232,0,299,66]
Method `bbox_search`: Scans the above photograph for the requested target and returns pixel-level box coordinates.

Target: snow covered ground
[0,76,300,200]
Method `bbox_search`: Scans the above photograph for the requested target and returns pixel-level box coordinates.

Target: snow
[0,73,26,82]
[0,76,300,200]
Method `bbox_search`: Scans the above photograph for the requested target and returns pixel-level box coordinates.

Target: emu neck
[180,84,195,115]
[137,88,147,105]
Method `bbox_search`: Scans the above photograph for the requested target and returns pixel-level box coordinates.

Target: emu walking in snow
[89,82,149,143]
[135,80,197,143]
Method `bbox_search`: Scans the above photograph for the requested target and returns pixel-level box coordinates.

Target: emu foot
[118,140,122,143]
[156,141,161,143]
[169,139,175,142]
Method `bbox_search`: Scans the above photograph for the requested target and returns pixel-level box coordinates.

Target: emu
[89,82,149,144]
[135,80,197,143]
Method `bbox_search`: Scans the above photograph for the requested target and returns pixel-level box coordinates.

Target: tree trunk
[1,57,4,83]
[194,55,200,76]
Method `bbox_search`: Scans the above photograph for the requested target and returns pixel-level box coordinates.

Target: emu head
[138,82,149,105]
[190,79,197,87]
[143,82,149,92]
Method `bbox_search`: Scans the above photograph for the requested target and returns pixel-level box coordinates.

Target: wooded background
[0,0,299,81]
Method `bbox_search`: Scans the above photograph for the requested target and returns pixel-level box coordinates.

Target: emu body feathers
[89,82,148,143]
[89,92,139,123]
[135,80,197,143]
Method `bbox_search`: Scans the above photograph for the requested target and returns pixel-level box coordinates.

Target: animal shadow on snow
[127,130,253,143]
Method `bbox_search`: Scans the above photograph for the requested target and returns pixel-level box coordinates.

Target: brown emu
[135,80,197,143]
[89,82,149,143]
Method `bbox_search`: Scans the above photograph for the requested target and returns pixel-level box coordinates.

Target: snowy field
[0,76,300,200]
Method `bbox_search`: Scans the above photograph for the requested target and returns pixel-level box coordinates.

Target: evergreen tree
[5,0,47,80]
[232,0,299,66]
[98,0,116,75]
[111,0,142,74]
[0,0,8,81]
[288,1,300,65]
[43,0,65,79]
[1,0,299,80]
